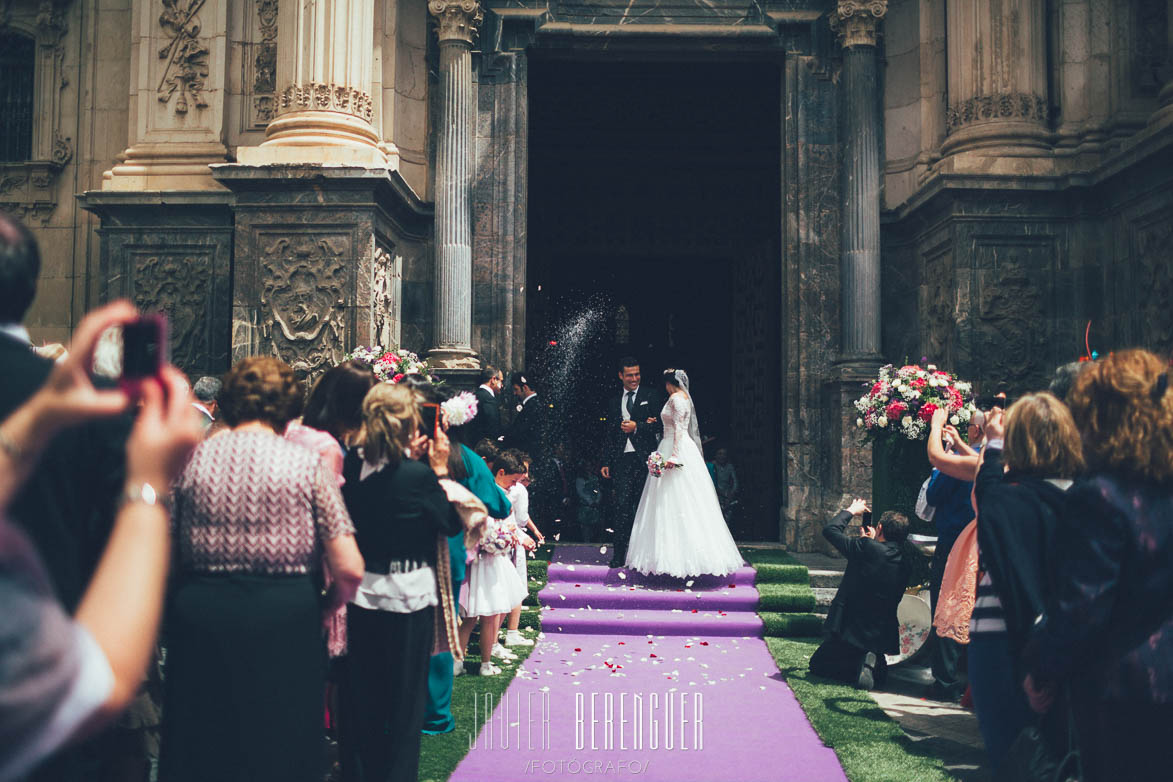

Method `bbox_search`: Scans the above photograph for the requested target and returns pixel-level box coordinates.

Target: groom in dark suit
[601,357,665,568]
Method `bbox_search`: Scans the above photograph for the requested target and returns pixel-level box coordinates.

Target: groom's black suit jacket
[602,385,666,474]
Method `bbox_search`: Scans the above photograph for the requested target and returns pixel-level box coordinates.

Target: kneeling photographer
[809,500,911,690]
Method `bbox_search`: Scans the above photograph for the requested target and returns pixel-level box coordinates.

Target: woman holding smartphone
[339,383,462,782]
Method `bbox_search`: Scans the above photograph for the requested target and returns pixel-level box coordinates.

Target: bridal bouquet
[647,451,668,478]
[343,345,434,384]
[853,364,977,442]
[477,517,520,557]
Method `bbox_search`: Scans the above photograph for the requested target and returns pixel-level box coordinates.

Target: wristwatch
[120,482,171,512]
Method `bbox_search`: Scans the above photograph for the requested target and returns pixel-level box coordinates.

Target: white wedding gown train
[624,393,744,578]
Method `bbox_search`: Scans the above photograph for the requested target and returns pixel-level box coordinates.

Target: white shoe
[454,657,466,676]
[504,630,534,647]
[491,642,518,661]
[477,662,503,676]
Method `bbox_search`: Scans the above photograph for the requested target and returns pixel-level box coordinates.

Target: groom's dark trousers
[610,451,646,564]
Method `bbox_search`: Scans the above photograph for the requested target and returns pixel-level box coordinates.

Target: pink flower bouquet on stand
[343,345,435,384]
[853,364,977,443]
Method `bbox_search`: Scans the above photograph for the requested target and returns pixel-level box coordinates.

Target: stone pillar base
[102,143,230,191]
[940,120,1052,158]
[427,347,480,371]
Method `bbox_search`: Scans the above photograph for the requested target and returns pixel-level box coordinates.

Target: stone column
[236,0,385,167]
[835,1,886,365]
[942,0,1049,155]
[427,0,483,370]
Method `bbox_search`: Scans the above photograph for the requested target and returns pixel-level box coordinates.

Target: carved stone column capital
[833,0,888,48]
[428,0,483,44]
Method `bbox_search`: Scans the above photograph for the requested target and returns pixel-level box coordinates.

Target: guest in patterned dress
[159,357,365,782]
[1023,349,1173,782]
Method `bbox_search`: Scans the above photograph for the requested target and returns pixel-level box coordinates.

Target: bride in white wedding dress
[624,369,744,578]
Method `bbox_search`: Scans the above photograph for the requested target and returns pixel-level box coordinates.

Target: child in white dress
[502,449,543,649]
[458,450,530,674]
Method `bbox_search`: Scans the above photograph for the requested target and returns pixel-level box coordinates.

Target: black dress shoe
[856,652,877,691]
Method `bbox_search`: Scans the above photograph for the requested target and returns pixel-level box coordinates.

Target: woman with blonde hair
[1022,349,1173,782]
[339,383,462,782]
[968,392,1084,773]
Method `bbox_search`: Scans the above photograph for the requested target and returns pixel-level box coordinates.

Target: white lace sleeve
[667,395,690,463]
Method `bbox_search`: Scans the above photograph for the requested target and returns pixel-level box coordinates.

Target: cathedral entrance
[526,56,783,540]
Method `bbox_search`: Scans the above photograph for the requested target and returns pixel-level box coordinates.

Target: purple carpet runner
[449,545,847,782]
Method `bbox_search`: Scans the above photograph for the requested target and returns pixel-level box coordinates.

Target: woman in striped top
[969,393,1084,774]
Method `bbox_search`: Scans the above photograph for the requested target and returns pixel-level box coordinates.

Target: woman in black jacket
[340,383,462,782]
[969,393,1084,774]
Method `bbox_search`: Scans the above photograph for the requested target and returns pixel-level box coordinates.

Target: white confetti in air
[686,580,694,587]
[600,547,607,554]
[554,533,561,541]
[566,565,575,571]
[540,686,550,692]
[617,572,626,580]
[559,594,566,600]
[604,528,614,533]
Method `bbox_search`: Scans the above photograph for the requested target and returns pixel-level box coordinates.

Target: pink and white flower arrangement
[852,364,977,442]
[441,391,478,427]
[343,345,434,384]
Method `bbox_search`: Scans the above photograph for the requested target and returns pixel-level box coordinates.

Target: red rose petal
[685,644,692,648]
[618,642,625,645]
[691,609,698,613]
[700,641,709,646]
[649,653,657,658]
[574,648,581,652]
[728,584,736,588]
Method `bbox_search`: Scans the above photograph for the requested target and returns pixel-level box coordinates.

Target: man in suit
[502,370,543,461]
[601,357,665,568]
[810,499,911,690]
[466,365,503,447]
[0,210,132,780]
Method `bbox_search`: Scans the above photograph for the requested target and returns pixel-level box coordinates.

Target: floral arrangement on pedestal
[343,345,434,384]
[853,364,978,442]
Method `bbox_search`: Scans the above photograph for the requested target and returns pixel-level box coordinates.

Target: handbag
[1002,687,1082,782]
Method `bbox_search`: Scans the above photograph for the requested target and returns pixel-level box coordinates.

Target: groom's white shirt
[621,386,643,453]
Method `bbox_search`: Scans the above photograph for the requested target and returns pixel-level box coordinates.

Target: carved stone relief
[946,93,1049,134]
[277,82,373,122]
[920,243,955,365]
[157,0,210,114]
[248,0,278,127]
[974,239,1053,389]
[1131,208,1173,355]
[132,251,213,371]
[260,233,349,379]
[371,245,402,349]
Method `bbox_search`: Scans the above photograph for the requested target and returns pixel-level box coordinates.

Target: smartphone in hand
[119,314,168,396]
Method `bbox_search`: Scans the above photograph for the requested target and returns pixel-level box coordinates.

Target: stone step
[546,561,757,588]
[808,569,844,589]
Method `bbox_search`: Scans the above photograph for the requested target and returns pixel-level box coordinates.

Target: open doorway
[526,56,782,539]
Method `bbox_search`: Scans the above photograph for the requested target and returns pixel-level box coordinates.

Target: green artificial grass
[417,553,550,782]
[759,611,825,637]
[740,546,805,567]
[757,582,817,612]
[752,562,811,584]
[765,637,958,782]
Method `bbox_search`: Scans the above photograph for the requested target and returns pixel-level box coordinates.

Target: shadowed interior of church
[526,57,782,539]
